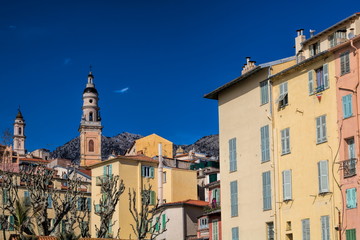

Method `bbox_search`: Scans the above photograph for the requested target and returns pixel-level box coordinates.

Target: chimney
[241,57,257,75]
[295,29,306,57]
[310,29,316,37]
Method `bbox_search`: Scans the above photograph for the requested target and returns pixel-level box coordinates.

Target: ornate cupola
[13,108,26,156]
[79,70,103,166]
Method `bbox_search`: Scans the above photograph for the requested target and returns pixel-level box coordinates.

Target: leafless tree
[128,185,168,240]
[94,174,125,238]
[1,128,13,146]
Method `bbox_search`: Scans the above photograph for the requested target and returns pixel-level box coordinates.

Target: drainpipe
[158,143,164,206]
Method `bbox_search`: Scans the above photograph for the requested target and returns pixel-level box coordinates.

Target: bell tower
[79,70,103,166]
[13,109,26,156]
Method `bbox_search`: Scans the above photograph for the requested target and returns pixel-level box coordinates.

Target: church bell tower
[79,70,103,166]
[13,109,26,156]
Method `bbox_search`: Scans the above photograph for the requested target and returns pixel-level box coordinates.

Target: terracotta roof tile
[164,199,208,207]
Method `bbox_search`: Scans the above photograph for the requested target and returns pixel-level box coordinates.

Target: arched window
[18,127,22,135]
[89,112,93,121]
[18,141,21,148]
[89,140,94,152]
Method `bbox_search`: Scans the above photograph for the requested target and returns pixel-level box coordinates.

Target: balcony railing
[96,175,113,186]
[342,158,357,178]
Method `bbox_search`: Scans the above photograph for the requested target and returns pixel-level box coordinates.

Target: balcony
[96,175,113,186]
[342,158,357,178]
[203,203,221,215]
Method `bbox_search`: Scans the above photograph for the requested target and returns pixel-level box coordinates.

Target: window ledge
[316,140,328,145]
[281,151,291,156]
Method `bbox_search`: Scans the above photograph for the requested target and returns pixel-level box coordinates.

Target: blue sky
[0,0,358,151]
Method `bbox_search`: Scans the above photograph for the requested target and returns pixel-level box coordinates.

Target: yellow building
[204,56,295,239]
[89,155,197,239]
[126,134,173,158]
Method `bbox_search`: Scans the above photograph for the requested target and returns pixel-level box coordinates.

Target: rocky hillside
[50,133,219,162]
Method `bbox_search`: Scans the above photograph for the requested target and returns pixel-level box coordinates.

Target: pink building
[333,34,360,239]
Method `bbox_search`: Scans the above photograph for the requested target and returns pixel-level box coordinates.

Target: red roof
[164,199,208,207]
[78,168,91,177]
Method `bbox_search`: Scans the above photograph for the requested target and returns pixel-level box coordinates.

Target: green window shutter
[230,181,238,217]
[308,70,314,94]
[318,161,329,193]
[109,164,112,175]
[77,198,81,210]
[282,170,292,201]
[150,167,154,178]
[155,217,160,232]
[229,138,237,171]
[232,227,239,240]
[346,229,356,240]
[346,188,357,209]
[8,216,14,231]
[162,214,166,230]
[3,190,8,204]
[141,166,145,177]
[262,171,272,210]
[103,166,107,176]
[323,64,329,88]
[150,191,156,205]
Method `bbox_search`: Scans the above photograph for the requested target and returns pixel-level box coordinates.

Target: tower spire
[13,108,26,156]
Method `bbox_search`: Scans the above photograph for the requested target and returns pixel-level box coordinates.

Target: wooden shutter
[150,191,156,205]
[230,181,238,217]
[263,171,271,210]
[162,214,166,230]
[342,94,353,118]
[323,64,329,88]
[308,70,314,94]
[282,170,292,200]
[302,219,310,240]
[346,188,357,208]
[321,216,330,240]
[229,138,237,171]
[150,167,155,178]
[261,125,270,162]
[318,161,329,193]
[346,229,356,240]
[316,116,327,143]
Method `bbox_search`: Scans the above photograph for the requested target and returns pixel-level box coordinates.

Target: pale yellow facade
[206,57,296,239]
[90,156,197,239]
[126,134,173,158]
[271,54,341,240]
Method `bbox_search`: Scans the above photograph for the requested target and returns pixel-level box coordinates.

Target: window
[309,42,320,56]
[262,171,272,210]
[87,198,91,211]
[316,115,327,144]
[342,94,353,118]
[103,164,112,176]
[282,170,292,201]
[348,138,356,159]
[88,140,94,152]
[77,197,87,211]
[212,220,219,240]
[142,166,154,178]
[209,173,217,183]
[277,82,288,107]
[267,222,274,240]
[89,112,93,121]
[261,125,270,162]
[143,190,156,205]
[344,138,357,178]
[18,127,22,135]
[24,191,30,206]
[321,215,330,240]
[212,188,220,206]
[346,229,356,240]
[302,219,310,240]
[2,190,8,205]
[232,227,239,240]
[329,30,346,48]
[199,217,208,229]
[341,51,350,75]
[346,188,357,209]
[308,64,329,94]
[229,138,237,172]
[230,181,238,217]
[260,80,269,105]
[318,160,329,193]
[163,172,167,183]
[281,128,290,155]
[47,195,53,208]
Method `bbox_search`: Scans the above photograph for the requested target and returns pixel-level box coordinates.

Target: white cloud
[114,87,129,93]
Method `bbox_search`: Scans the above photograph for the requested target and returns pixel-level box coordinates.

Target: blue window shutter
[308,70,314,94]
[229,138,237,171]
[232,227,239,240]
[323,64,329,88]
[261,125,270,162]
[318,161,329,193]
[48,195,53,208]
[103,166,106,176]
[109,164,112,175]
[321,216,330,240]
[346,188,357,209]
[342,94,353,118]
[141,166,145,177]
[9,215,14,231]
[230,181,238,217]
[302,219,310,240]
[282,170,292,200]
